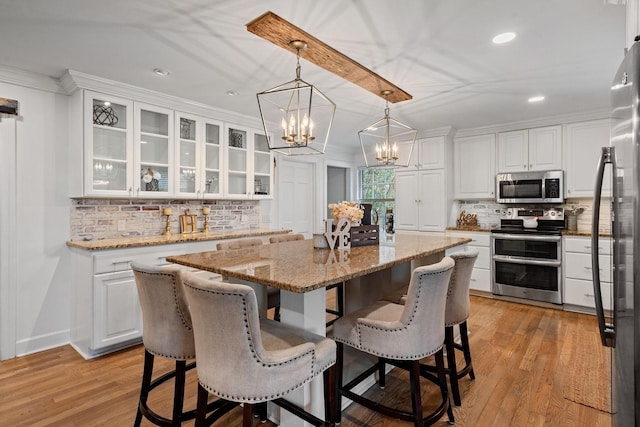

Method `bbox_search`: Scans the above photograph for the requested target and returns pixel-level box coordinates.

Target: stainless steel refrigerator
[593,39,640,427]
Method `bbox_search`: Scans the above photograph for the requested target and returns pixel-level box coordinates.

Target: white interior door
[277,159,315,237]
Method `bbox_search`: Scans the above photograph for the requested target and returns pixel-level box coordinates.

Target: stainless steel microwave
[496,170,564,204]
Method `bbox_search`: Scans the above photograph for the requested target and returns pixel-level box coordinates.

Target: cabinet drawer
[564,277,612,310]
[469,268,491,293]
[94,247,188,274]
[564,252,611,282]
[564,237,611,255]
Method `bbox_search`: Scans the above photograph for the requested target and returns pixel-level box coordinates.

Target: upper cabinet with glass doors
[174,113,223,199]
[134,103,173,197]
[223,125,273,199]
[84,92,134,197]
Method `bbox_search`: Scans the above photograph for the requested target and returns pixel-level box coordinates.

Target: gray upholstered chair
[216,238,281,320]
[329,257,455,426]
[131,263,236,427]
[441,250,478,406]
[383,250,479,407]
[182,274,337,427]
[268,233,305,243]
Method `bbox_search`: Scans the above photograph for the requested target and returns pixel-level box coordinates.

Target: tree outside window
[358,167,395,225]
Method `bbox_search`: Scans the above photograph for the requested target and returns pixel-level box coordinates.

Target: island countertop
[167,233,472,293]
[66,228,291,251]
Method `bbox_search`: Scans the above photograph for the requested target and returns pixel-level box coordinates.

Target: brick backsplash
[455,198,610,233]
[70,199,262,241]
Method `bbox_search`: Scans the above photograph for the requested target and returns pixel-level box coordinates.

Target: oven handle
[492,234,561,242]
[493,255,561,267]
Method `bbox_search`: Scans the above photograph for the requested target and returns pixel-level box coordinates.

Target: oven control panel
[500,207,564,220]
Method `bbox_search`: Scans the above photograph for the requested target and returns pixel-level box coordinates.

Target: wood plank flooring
[0,296,612,426]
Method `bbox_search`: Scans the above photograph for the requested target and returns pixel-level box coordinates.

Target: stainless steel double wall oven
[491,207,564,304]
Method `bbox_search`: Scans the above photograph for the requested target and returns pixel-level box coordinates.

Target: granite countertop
[562,230,612,237]
[445,226,494,233]
[167,234,472,293]
[66,228,292,251]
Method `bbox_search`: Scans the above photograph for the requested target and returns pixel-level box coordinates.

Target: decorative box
[349,225,380,247]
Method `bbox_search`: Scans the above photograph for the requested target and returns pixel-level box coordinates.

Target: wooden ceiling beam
[246,11,412,104]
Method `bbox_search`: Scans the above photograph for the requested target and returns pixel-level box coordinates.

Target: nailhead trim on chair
[187,284,325,402]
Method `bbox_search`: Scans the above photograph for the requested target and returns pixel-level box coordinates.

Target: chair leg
[435,349,455,425]
[195,383,209,427]
[335,343,344,425]
[445,326,461,406]
[324,364,337,425]
[242,403,254,427]
[171,360,187,425]
[378,359,386,388]
[460,321,475,380]
[409,360,423,427]
[336,282,344,317]
[134,349,155,427]
[254,402,267,422]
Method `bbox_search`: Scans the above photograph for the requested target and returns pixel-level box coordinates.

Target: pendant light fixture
[256,40,336,155]
[359,90,417,167]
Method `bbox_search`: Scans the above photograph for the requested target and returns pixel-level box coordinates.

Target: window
[359,167,395,225]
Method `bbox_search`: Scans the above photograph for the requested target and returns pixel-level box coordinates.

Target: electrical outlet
[117,219,126,231]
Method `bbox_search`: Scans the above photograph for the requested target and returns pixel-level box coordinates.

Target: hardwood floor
[0,296,612,426]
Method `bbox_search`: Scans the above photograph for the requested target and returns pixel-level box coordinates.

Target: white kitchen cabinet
[82,91,135,197]
[445,231,492,293]
[395,170,447,231]
[70,241,219,359]
[398,136,446,171]
[224,125,273,199]
[175,112,224,199]
[134,102,174,198]
[497,125,562,172]
[563,236,612,312]
[564,119,611,198]
[454,134,496,199]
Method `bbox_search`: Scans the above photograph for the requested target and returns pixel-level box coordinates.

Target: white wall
[0,80,71,358]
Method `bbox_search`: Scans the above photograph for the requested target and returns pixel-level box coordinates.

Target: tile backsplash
[454,198,610,234]
[70,199,262,241]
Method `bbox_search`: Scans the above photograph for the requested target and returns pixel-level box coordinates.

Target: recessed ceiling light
[528,95,545,103]
[153,68,170,76]
[226,90,239,97]
[492,32,517,44]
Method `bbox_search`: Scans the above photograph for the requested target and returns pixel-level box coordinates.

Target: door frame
[324,159,356,214]
[0,115,17,360]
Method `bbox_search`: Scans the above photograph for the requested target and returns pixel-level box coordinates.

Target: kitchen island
[168,232,471,426]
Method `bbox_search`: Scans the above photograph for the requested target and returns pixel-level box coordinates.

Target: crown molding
[61,69,264,129]
[417,126,456,139]
[454,109,610,138]
[0,65,63,94]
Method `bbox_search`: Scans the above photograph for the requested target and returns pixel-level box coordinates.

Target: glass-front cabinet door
[224,124,250,198]
[134,103,173,197]
[174,113,223,199]
[202,119,223,198]
[84,92,134,196]
[252,130,273,199]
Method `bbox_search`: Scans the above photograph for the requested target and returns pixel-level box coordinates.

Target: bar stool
[131,263,237,427]
[182,274,337,427]
[439,250,478,406]
[216,238,281,320]
[384,250,479,406]
[267,233,344,325]
[329,257,455,426]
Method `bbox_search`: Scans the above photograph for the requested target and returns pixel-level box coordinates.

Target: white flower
[328,201,364,223]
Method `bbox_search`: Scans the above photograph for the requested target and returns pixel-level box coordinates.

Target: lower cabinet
[563,236,612,312]
[445,230,492,293]
[70,240,225,359]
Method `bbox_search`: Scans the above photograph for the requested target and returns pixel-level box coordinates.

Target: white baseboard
[15,329,70,357]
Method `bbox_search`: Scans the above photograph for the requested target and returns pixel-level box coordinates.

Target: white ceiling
[0,0,627,147]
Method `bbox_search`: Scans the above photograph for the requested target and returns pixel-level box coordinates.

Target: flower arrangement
[328,201,364,224]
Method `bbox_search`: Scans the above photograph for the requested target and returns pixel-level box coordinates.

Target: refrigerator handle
[592,146,615,347]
